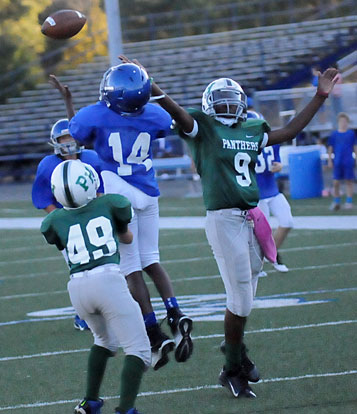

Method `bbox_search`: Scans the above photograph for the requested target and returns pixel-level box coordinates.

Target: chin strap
[214,116,238,127]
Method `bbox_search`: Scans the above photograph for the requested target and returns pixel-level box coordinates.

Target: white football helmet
[202,78,247,126]
[51,160,99,209]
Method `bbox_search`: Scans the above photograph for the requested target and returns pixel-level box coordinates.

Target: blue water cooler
[288,150,323,199]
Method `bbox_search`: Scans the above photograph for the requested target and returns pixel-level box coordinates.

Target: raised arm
[267,68,338,145]
[48,74,75,120]
[118,55,195,134]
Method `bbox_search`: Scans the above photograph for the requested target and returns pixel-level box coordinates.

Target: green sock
[117,355,145,413]
[85,345,112,400]
[225,342,242,372]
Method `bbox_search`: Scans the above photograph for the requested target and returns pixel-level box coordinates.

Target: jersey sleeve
[32,158,60,209]
[177,108,206,141]
[327,132,336,148]
[153,105,173,139]
[260,120,271,150]
[69,107,96,145]
[40,214,64,250]
[108,194,133,234]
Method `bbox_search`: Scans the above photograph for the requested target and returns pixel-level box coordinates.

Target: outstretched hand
[317,68,339,95]
[48,74,72,100]
[118,55,148,74]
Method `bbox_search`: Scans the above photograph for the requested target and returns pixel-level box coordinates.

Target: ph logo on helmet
[75,166,96,191]
[51,160,99,209]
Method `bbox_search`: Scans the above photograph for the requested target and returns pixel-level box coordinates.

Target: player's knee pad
[125,348,151,368]
[278,218,294,228]
[226,281,253,317]
[141,254,160,270]
[95,340,119,355]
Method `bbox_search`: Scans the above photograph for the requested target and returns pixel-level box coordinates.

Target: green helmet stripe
[63,162,77,208]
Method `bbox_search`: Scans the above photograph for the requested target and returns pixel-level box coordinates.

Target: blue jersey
[32,150,104,209]
[255,145,281,199]
[328,130,357,166]
[69,101,172,197]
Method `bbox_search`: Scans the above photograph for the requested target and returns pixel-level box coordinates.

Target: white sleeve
[61,249,70,268]
[260,132,269,149]
[183,119,199,138]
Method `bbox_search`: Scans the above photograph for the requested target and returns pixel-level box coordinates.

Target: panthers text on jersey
[69,101,172,197]
[180,109,270,210]
[32,150,104,210]
[255,144,281,199]
[41,194,132,274]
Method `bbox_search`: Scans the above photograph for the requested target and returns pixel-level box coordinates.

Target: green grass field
[0,196,356,413]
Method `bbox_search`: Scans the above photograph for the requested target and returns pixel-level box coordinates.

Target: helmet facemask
[202,78,247,126]
[49,119,83,156]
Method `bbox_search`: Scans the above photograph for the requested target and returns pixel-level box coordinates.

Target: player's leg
[139,197,193,363]
[119,211,155,320]
[120,212,156,322]
[144,262,193,363]
[60,249,90,331]
[72,268,151,414]
[119,209,174,370]
[205,210,256,398]
[343,163,354,209]
[345,179,354,208]
[94,270,150,414]
[330,165,342,211]
[103,170,159,329]
[269,193,294,272]
[68,275,115,414]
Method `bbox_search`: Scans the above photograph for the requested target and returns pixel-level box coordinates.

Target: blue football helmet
[247,110,264,120]
[49,119,83,156]
[100,63,151,115]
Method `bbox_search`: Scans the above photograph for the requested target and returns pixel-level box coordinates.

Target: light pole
[104,0,123,66]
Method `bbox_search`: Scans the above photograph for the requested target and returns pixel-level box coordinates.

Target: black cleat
[241,343,260,383]
[147,323,175,370]
[167,308,193,362]
[219,368,256,398]
[220,341,260,382]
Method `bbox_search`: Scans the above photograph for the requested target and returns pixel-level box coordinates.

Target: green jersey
[181,109,270,210]
[41,194,132,274]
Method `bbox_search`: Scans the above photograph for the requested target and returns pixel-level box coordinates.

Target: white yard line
[1,215,357,230]
[1,283,357,303]
[1,319,356,362]
[0,369,356,411]
[1,239,357,257]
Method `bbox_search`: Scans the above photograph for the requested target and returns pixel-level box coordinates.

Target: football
[41,9,86,40]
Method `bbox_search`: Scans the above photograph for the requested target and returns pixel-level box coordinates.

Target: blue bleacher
[0,15,356,180]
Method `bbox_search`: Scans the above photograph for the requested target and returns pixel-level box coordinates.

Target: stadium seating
[0,15,356,180]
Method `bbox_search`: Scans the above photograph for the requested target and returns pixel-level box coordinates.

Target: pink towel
[247,207,277,263]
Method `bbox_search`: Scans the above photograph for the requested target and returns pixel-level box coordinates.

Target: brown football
[41,9,86,39]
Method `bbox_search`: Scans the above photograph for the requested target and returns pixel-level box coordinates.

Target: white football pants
[258,193,294,228]
[68,264,151,366]
[102,171,160,275]
[205,209,264,317]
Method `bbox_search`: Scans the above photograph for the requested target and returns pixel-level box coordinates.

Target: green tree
[0,0,28,20]
[0,0,52,102]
